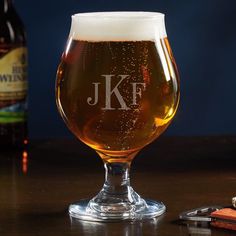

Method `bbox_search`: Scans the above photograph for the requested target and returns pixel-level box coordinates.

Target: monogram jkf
[87,75,146,110]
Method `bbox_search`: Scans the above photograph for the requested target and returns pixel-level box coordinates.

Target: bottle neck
[1,0,13,13]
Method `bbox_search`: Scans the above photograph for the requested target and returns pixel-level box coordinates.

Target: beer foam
[69,12,167,41]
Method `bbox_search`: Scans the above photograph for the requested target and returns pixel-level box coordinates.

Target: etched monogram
[87,75,146,110]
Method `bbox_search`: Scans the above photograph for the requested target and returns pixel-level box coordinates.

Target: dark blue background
[14,0,236,138]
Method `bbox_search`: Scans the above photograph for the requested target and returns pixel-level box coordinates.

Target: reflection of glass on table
[70,215,164,235]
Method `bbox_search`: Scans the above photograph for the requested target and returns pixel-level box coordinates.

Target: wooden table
[0,136,236,235]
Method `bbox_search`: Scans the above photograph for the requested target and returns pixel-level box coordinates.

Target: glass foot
[69,198,166,222]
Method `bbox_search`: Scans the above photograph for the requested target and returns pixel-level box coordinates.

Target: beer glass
[56,12,180,221]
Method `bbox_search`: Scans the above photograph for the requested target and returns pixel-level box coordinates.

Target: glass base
[69,198,166,222]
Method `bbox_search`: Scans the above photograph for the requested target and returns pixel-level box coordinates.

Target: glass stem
[103,162,131,196]
[88,159,146,214]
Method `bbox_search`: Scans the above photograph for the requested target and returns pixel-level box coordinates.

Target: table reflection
[22,150,28,174]
[70,215,164,235]
[179,222,211,236]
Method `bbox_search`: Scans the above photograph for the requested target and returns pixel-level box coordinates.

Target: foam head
[69,12,167,41]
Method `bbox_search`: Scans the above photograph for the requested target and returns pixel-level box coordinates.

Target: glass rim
[72,11,165,20]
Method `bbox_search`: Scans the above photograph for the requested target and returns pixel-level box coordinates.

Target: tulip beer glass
[56,12,180,221]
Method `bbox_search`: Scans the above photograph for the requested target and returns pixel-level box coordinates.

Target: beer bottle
[0,0,28,149]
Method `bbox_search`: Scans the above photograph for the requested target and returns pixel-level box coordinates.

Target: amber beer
[56,12,180,162]
[0,0,27,149]
[56,39,179,160]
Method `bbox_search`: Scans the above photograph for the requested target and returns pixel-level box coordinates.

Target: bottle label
[0,47,27,123]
